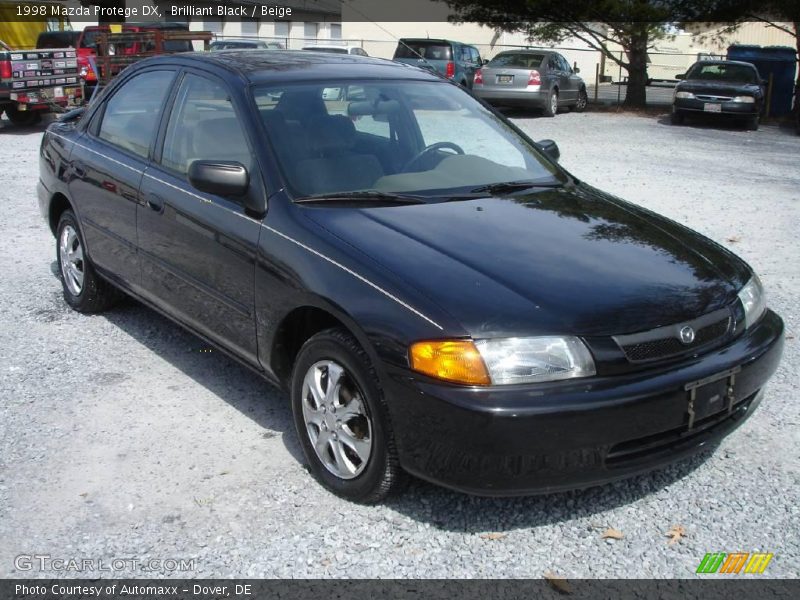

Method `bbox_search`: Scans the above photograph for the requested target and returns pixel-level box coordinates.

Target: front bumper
[384,310,783,496]
[473,87,547,107]
[673,98,759,116]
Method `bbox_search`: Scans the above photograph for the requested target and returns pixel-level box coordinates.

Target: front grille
[696,94,733,102]
[614,307,732,363]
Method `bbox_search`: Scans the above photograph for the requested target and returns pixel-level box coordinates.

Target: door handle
[72,162,86,178]
[146,194,165,212]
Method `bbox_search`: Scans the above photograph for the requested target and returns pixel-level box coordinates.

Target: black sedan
[672,60,764,130]
[38,51,783,502]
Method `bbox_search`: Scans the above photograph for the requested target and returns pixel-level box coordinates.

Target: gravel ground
[0,109,798,580]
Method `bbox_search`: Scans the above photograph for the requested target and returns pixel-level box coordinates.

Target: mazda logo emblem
[679,325,695,344]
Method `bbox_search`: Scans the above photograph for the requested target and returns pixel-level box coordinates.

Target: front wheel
[291,328,404,503]
[573,88,588,112]
[543,89,558,117]
[671,110,685,125]
[745,114,759,131]
[56,210,121,313]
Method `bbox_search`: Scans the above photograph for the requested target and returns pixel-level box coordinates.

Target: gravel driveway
[0,110,798,579]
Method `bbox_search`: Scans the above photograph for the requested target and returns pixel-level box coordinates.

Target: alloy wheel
[59,224,84,295]
[576,91,587,110]
[551,92,558,115]
[301,360,373,479]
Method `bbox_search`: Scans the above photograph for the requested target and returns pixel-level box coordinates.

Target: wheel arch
[48,192,73,236]
[269,302,378,389]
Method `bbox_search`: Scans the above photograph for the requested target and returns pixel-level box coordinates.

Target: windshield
[488,53,545,69]
[253,80,564,199]
[686,63,757,83]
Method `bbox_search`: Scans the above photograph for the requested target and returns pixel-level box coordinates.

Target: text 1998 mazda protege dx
[38,51,784,502]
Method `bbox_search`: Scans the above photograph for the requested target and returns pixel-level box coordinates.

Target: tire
[745,114,759,131]
[543,89,558,117]
[573,87,588,112]
[670,111,685,125]
[5,106,41,127]
[56,210,121,313]
[291,327,404,503]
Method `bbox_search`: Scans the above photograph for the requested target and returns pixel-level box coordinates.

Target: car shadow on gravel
[387,447,716,532]
[94,294,304,463]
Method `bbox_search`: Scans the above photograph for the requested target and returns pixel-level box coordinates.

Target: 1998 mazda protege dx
[38,51,784,502]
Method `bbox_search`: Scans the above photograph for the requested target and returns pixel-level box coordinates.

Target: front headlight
[738,275,767,329]
[675,91,695,99]
[475,336,595,384]
[732,95,755,103]
[409,336,596,385]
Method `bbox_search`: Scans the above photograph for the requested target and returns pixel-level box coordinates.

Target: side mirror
[482,58,490,65]
[537,139,560,162]
[675,73,685,80]
[188,161,249,197]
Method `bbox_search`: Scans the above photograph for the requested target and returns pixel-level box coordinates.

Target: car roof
[130,50,443,84]
[496,49,553,55]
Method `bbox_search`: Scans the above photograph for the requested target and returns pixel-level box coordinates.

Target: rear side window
[394,42,452,61]
[97,70,174,159]
[488,53,544,69]
[37,32,79,48]
[161,73,252,175]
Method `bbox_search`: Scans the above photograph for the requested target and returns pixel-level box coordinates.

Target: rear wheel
[573,87,588,112]
[56,210,121,313]
[543,89,558,117]
[291,327,404,503]
[5,106,41,127]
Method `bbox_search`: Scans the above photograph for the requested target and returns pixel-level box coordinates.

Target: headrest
[307,114,357,155]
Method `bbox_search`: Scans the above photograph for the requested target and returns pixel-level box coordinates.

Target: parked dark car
[473,49,587,116]
[672,60,764,130]
[38,51,783,502]
[393,38,481,88]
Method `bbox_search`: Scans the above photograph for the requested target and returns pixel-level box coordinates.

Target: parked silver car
[473,50,587,117]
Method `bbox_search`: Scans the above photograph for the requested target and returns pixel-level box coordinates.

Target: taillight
[445,61,455,78]
[0,60,12,79]
[528,70,541,86]
[474,68,483,85]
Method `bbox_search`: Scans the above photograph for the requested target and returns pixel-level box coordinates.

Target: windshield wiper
[294,191,427,205]
[469,180,562,196]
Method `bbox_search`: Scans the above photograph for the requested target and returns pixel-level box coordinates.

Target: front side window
[97,70,174,158]
[253,80,563,198]
[161,73,251,175]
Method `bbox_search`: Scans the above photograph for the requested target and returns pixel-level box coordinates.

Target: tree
[444,1,758,108]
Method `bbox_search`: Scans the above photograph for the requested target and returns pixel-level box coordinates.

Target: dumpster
[727,45,796,117]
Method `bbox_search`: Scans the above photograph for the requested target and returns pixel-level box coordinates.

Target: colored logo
[696,552,774,574]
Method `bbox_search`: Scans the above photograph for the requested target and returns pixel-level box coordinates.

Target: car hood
[677,79,761,96]
[302,185,751,337]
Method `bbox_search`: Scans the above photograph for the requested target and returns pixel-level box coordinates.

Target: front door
[137,71,262,363]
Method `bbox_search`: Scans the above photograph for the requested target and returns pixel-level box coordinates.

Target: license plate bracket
[684,366,740,430]
[704,103,722,113]
[497,74,513,84]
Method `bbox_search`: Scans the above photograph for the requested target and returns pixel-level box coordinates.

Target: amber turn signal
[409,339,491,385]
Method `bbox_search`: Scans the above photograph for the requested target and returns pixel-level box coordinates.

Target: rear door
[137,70,262,362]
[553,54,576,102]
[68,69,175,288]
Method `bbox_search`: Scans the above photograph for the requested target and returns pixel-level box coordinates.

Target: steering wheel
[401,141,465,173]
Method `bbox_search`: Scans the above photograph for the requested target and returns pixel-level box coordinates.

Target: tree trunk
[623,30,649,108]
